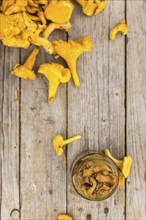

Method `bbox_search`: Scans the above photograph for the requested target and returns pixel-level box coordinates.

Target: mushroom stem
[37,10,47,25]
[48,81,60,104]
[43,22,71,40]
[28,0,39,8]
[67,61,80,87]
[23,47,39,69]
[104,149,123,169]
[61,136,81,146]
[53,135,81,156]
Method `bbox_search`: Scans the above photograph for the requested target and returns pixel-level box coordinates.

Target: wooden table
[0,1,145,220]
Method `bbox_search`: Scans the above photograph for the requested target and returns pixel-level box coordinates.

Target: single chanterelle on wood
[11,47,39,80]
[38,63,71,104]
[110,20,128,40]
[53,135,81,156]
[50,35,93,87]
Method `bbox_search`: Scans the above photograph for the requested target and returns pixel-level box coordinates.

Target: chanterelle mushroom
[22,12,52,52]
[110,20,128,40]
[118,173,125,187]
[76,0,108,16]
[0,0,15,13]
[58,214,72,220]
[11,47,39,80]
[50,35,93,87]
[0,13,28,48]
[28,0,39,8]
[104,149,132,178]
[43,21,71,40]
[1,0,28,15]
[33,0,48,4]
[44,0,74,23]
[86,177,97,196]
[0,12,52,52]
[38,63,71,104]
[26,5,39,14]
[53,135,81,156]
[37,10,47,25]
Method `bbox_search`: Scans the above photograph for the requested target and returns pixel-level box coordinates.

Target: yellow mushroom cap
[11,64,36,80]
[38,63,71,103]
[51,35,93,87]
[53,135,81,156]
[0,13,25,40]
[38,63,71,82]
[122,156,132,178]
[11,47,39,80]
[53,135,64,156]
[3,0,27,15]
[58,214,72,220]
[76,0,108,16]
[44,0,74,23]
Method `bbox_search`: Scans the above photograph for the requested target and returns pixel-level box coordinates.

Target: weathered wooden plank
[0,44,20,219]
[126,1,146,219]
[67,1,125,219]
[0,43,4,219]
[20,32,67,219]
[0,43,5,220]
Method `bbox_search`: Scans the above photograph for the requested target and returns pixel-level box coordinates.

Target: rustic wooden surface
[0,1,146,220]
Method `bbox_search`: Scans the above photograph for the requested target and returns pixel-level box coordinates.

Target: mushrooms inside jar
[76,160,118,200]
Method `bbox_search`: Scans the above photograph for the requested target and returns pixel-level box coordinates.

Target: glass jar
[71,152,119,201]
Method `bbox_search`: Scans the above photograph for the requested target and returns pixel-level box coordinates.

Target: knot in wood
[10,208,20,220]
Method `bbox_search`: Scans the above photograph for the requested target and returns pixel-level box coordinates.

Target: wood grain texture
[20,32,67,220]
[0,43,4,219]
[126,1,146,219]
[0,0,146,219]
[0,45,20,219]
[67,1,125,220]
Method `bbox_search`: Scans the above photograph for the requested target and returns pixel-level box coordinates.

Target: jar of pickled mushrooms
[71,152,119,201]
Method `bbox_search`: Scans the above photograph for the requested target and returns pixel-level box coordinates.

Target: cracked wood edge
[126,1,146,219]
[0,45,20,219]
[67,1,125,220]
